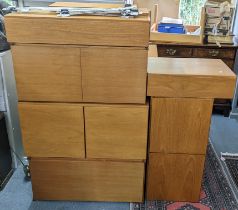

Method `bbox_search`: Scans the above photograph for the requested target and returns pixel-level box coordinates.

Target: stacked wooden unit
[5,13,150,202]
[155,43,238,116]
[146,58,236,202]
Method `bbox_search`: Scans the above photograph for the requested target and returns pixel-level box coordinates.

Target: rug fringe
[221,152,238,161]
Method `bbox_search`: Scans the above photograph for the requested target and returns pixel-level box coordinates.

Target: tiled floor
[0,115,237,210]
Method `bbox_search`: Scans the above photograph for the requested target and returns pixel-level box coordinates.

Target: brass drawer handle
[166,49,177,56]
[209,50,219,57]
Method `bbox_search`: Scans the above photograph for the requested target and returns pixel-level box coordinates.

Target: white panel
[0,50,24,169]
[0,69,6,111]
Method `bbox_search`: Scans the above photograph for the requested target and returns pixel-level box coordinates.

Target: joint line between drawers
[83,107,87,159]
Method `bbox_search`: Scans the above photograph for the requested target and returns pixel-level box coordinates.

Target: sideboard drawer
[146,153,205,202]
[193,48,236,59]
[81,47,148,104]
[85,104,149,160]
[30,158,145,202]
[19,102,85,158]
[150,98,213,155]
[12,44,82,102]
[157,46,192,57]
[5,13,150,47]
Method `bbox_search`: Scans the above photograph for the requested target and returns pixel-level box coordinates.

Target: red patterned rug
[132,144,238,210]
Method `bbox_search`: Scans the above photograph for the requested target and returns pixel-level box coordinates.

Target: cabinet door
[85,104,148,160]
[30,158,145,202]
[19,102,85,158]
[150,98,213,154]
[12,45,82,102]
[146,153,205,202]
[81,47,147,104]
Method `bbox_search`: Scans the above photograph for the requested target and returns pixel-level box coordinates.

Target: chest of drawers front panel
[12,44,147,104]
[19,102,149,161]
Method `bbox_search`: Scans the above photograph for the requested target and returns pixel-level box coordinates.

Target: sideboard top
[147,57,237,99]
[148,57,236,78]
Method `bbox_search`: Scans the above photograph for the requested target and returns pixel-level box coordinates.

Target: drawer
[150,98,213,155]
[157,46,192,57]
[222,59,234,70]
[12,45,82,102]
[81,47,147,104]
[30,158,145,202]
[193,48,236,59]
[85,104,149,160]
[19,102,85,158]
[5,13,150,47]
[146,153,205,202]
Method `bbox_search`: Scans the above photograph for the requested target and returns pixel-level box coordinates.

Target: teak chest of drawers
[146,58,236,202]
[5,12,150,202]
[5,12,237,203]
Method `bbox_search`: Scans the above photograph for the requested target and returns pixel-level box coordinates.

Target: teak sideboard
[5,13,150,202]
[5,12,237,203]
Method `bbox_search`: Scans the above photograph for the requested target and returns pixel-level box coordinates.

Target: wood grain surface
[84,104,149,160]
[19,102,85,158]
[49,2,123,8]
[193,48,236,59]
[147,58,236,98]
[148,45,158,57]
[5,13,150,47]
[146,153,205,202]
[81,47,148,104]
[149,98,213,155]
[30,158,145,202]
[157,46,193,57]
[12,44,82,102]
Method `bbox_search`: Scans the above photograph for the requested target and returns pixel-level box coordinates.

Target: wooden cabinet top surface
[147,57,237,99]
[148,57,236,77]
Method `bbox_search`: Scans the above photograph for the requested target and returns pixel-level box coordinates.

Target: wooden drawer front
[5,14,150,47]
[81,47,147,104]
[146,153,205,202]
[19,103,85,158]
[150,98,213,155]
[222,59,234,70]
[85,105,148,160]
[30,158,145,202]
[12,45,82,102]
[193,48,236,59]
[157,47,192,57]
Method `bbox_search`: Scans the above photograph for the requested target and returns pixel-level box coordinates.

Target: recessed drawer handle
[209,50,219,57]
[166,49,177,56]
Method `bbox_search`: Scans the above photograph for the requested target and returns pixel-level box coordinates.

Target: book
[207,35,234,44]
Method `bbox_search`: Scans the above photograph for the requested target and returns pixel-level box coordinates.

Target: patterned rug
[225,158,238,190]
[131,144,238,210]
